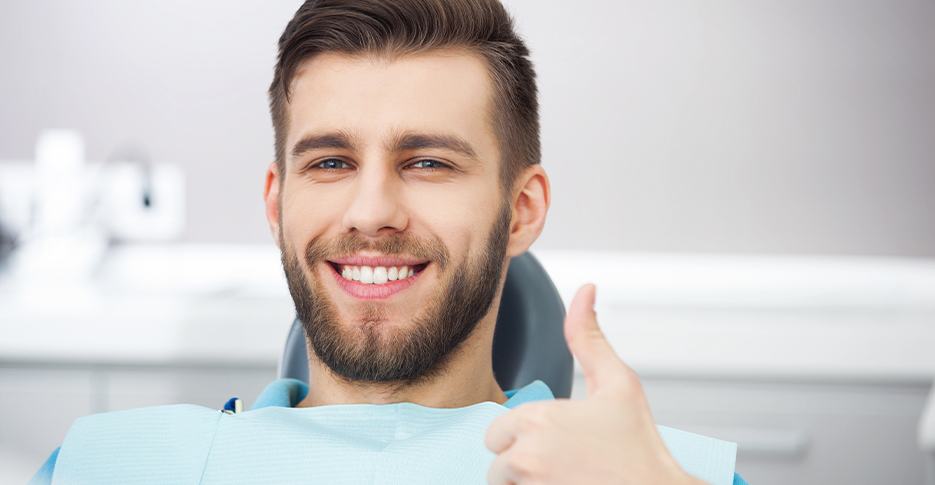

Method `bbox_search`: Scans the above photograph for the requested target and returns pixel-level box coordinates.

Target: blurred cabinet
[580,375,929,485]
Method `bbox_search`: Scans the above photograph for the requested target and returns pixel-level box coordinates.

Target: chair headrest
[278,251,574,398]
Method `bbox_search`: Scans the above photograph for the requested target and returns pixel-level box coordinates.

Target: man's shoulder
[29,404,221,484]
[36,403,224,484]
[64,403,221,433]
[66,403,222,439]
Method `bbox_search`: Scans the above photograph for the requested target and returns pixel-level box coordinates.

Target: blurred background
[1,1,934,483]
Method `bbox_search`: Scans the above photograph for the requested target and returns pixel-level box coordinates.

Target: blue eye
[409,159,450,170]
[314,158,350,170]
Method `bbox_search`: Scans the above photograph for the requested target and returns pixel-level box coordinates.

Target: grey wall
[1,0,933,257]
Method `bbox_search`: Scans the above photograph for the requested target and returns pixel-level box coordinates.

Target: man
[32,1,747,483]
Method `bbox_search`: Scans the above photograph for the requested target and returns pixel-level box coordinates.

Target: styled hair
[268,0,540,192]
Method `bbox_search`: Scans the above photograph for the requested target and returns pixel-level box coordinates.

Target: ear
[263,161,283,248]
[505,164,550,258]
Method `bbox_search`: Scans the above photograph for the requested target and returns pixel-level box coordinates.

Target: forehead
[285,49,499,164]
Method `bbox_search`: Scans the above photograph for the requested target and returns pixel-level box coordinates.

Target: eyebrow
[290,130,358,159]
[387,131,479,160]
[289,130,479,162]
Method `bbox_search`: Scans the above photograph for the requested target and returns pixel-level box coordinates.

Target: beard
[279,200,511,386]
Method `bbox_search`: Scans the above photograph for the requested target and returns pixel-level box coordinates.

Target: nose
[341,162,408,239]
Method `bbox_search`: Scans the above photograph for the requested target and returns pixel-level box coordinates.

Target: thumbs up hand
[484,284,703,485]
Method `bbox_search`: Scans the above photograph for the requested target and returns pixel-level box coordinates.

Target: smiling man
[32,1,746,484]
[268,51,523,410]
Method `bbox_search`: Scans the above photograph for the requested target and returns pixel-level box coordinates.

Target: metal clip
[221,396,243,415]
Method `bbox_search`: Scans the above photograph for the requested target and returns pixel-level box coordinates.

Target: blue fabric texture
[30,378,746,484]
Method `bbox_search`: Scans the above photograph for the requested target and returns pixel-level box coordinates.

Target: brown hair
[268,0,540,193]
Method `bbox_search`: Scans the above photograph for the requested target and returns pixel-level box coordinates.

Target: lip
[329,254,429,267]
[326,261,428,300]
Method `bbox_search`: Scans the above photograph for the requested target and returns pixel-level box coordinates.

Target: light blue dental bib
[51,380,737,484]
[54,401,508,484]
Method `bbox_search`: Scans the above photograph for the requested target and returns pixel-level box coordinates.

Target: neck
[296,312,508,408]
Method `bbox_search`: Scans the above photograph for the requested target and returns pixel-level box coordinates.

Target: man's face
[274,50,510,384]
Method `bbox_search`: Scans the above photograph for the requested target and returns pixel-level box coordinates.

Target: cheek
[279,186,332,243]
[412,186,499,261]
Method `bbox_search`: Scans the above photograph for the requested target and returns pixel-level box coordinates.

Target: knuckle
[483,430,498,451]
[516,414,537,433]
[517,403,554,430]
[621,367,641,389]
[486,415,507,436]
[613,367,645,399]
[507,448,543,479]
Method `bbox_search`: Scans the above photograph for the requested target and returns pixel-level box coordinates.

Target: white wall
[1,1,933,256]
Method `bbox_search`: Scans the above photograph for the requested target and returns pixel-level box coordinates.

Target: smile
[326,258,430,300]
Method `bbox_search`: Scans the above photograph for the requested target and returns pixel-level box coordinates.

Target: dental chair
[278,251,574,398]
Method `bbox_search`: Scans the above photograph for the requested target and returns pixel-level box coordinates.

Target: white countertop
[0,244,295,366]
[541,250,935,382]
[2,244,934,382]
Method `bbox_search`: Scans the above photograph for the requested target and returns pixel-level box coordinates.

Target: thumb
[563,283,626,396]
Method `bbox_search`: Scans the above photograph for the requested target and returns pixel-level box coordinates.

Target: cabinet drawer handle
[686,426,810,459]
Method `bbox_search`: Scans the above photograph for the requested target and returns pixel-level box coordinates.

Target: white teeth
[373,266,388,284]
[337,265,419,284]
[359,266,374,284]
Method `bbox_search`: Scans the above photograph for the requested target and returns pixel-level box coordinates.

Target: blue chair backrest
[278,251,574,398]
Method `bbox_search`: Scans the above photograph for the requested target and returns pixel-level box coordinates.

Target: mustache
[304,231,451,271]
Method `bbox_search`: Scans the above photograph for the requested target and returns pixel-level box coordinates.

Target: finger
[563,283,626,396]
[485,411,520,454]
[486,447,521,485]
